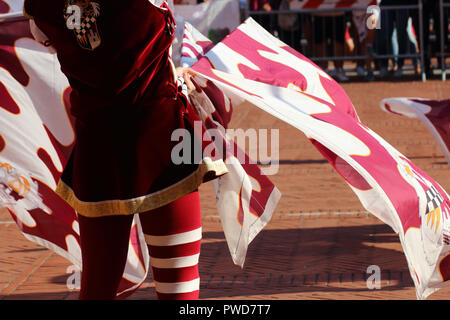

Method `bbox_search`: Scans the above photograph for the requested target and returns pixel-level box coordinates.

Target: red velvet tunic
[24,0,227,217]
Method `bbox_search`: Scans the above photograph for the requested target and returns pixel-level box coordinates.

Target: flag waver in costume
[0,1,280,298]
[184,18,450,299]
[2,0,232,300]
[2,1,450,300]
[0,4,153,298]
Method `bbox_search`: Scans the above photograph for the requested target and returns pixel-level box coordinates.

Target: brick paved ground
[1,80,450,300]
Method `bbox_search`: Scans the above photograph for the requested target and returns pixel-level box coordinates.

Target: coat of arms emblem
[64,0,101,51]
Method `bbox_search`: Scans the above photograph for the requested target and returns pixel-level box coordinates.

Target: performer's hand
[176,67,197,94]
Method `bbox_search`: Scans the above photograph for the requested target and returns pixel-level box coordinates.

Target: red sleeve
[29,0,175,117]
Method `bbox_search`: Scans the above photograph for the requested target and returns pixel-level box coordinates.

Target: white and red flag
[181,22,215,68]
[185,18,450,299]
[181,23,281,267]
[381,98,450,166]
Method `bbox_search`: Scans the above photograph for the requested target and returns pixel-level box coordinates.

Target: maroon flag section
[381,98,450,166]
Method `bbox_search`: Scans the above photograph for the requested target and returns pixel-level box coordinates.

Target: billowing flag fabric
[181,22,281,266]
[188,17,450,299]
[181,22,245,109]
[380,98,450,166]
[0,13,150,298]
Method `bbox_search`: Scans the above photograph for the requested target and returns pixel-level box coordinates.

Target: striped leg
[139,190,202,300]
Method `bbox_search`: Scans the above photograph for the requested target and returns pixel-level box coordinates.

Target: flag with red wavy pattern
[381,97,450,166]
[182,22,281,267]
[0,14,149,298]
[188,17,450,299]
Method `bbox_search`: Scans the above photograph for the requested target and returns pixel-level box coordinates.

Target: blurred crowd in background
[247,0,450,82]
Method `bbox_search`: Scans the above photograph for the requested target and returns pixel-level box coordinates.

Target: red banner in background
[290,0,376,9]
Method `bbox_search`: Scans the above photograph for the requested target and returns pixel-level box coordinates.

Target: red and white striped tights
[77,191,201,300]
